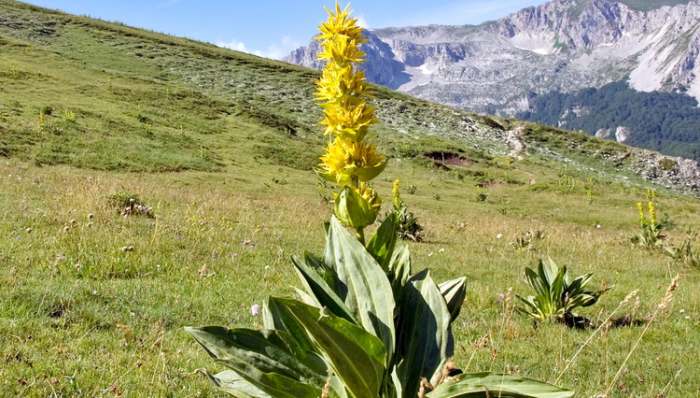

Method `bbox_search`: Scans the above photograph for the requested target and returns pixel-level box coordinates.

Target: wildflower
[318,35,365,65]
[648,200,657,227]
[316,65,368,105]
[315,3,386,234]
[250,304,261,317]
[392,179,401,210]
[334,183,381,229]
[321,102,377,140]
[318,3,365,45]
[636,202,644,226]
[320,139,385,184]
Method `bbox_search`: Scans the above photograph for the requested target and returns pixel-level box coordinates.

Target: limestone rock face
[615,126,631,143]
[286,0,700,115]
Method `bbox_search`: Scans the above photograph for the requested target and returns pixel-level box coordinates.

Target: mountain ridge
[289,0,700,109]
[287,0,700,160]
[2,0,700,194]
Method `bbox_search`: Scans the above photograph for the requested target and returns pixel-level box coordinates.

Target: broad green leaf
[439,277,467,322]
[391,368,404,398]
[269,297,387,398]
[293,287,320,307]
[540,258,559,287]
[291,255,356,322]
[515,295,544,320]
[388,244,412,299]
[185,326,324,398]
[303,252,341,291]
[550,267,567,310]
[261,298,329,372]
[324,216,396,359]
[204,370,271,398]
[427,372,575,398]
[395,271,452,397]
[367,213,398,269]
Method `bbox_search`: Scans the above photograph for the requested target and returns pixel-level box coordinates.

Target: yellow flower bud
[334,184,381,229]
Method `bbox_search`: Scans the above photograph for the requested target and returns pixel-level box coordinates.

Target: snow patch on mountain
[287,0,700,114]
[508,31,558,55]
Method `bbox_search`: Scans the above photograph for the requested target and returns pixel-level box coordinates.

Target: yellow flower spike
[315,2,377,140]
[392,179,402,210]
[636,202,644,225]
[316,2,384,233]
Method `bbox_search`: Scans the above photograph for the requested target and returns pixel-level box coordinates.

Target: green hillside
[1,0,700,396]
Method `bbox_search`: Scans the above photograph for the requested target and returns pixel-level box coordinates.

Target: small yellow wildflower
[636,202,644,226]
[316,64,368,105]
[358,182,382,213]
[318,3,366,45]
[320,139,386,184]
[392,179,402,210]
[648,200,657,226]
[318,34,365,65]
[321,102,377,140]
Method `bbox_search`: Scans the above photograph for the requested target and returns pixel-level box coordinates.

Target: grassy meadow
[1,1,699,396]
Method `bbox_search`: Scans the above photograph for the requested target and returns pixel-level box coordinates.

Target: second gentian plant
[186,3,574,397]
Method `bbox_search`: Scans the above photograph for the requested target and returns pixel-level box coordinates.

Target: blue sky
[27,0,548,59]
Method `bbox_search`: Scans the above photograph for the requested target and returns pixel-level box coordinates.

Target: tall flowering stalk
[317,3,385,242]
[633,189,664,248]
[637,189,657,230]
[184,4,573,398]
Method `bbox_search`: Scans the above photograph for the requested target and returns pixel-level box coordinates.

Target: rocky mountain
[287,0,700,116]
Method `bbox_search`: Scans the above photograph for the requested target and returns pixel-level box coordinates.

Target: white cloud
[356,15,370,29]
[215,36,301,60]
[215,39,249,52]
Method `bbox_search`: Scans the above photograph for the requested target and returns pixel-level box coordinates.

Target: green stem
[356,227,365,245]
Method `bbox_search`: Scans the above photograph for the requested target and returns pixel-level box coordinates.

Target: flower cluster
[317,3,385,233]
[637,189,658,229]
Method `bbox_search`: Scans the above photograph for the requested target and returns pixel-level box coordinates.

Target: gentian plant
[185,4,574,397]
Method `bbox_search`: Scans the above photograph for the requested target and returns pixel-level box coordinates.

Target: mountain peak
[286,0,700,160]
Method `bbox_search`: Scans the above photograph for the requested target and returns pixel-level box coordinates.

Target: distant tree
[519,81,700,160]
